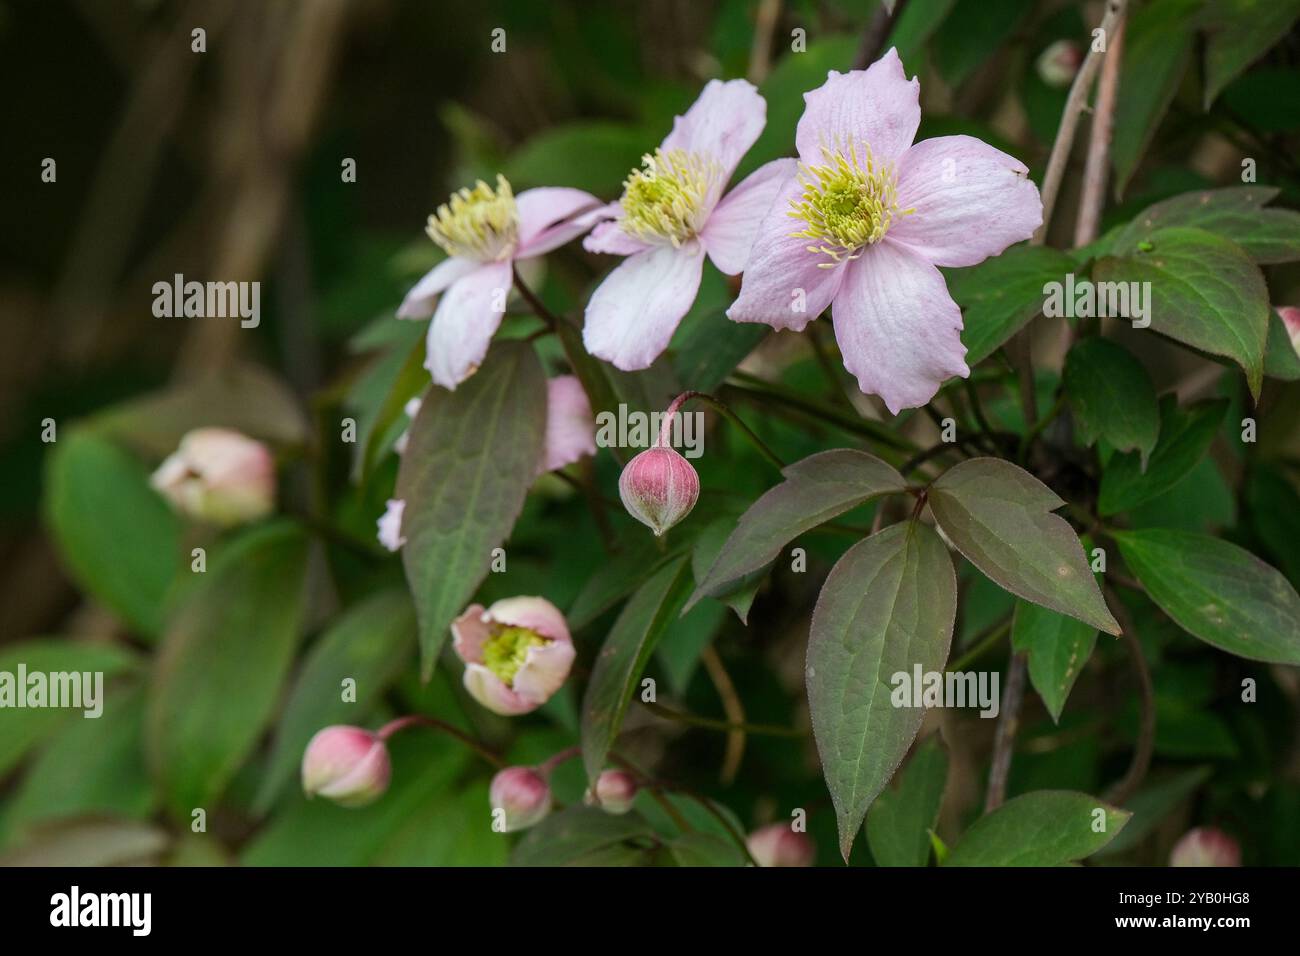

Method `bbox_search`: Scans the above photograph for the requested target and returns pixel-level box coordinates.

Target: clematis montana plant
[28,3,1300,876]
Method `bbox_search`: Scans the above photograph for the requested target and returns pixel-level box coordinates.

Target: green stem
[640,700,803,738]
[664,390,786,472]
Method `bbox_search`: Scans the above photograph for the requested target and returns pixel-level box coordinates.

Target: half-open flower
[399,176,601,390]
[150,427,275,527]
[584,769,639,814]
[301,725,391,808]
[582,79,796,370]
[489,766,552,832]
[728,48,1042,413]
[452,597,576,716]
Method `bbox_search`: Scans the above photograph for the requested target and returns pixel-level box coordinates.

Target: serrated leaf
[1203,0,1300,107]
[688,449,906,609]
[1011,601,1098,723]
[1098,395,1225,516]
[943,791,1130,866]
[944,244,1076,366]
[807,521,956,861]
[147,522,310,818]
[510,806,656,866]
[1063,337,1159,468]
[1115,528,1300,664]
[1107,187,1300,264]
[866,735,949,867]
[397,341,547,677]
[929,458,1119,634]
[668,832,746,867]
[581,556,693,782]
[1093,227,1269,397]
[254,589,416,813]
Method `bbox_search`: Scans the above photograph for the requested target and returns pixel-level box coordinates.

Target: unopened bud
[746,823,815,867]
[1277,306,1300,358]
[150,427,275,527]
[301,725,390,808]
[1036,39,1082,89]
[489,766,552,832]
[584,769,638,814]
[1170,827,1241,867]
[618,446,699,536]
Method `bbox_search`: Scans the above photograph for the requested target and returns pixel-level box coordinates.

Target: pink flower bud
[452,597,575,716]
[1278,306,1300,358]
[746,823,815,867]
[377,498,406,552]
[1170,827,1241,867]
[150,427,275,527]
[301,726,390,808]
[618,446,699,536]
[1036,39,1082,89]
[584,769,638,814]
[489,766,552,832]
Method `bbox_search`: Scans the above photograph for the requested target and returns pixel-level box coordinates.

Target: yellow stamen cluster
[789,145,910,267]
[482,625,548,685]
[619,148,720,247]
[426,174,519,262]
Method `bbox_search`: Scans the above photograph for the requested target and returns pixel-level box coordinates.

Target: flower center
[619,148,720,247]
[482,625,548,685]
[788,145,909,267]
[426,174,519,262]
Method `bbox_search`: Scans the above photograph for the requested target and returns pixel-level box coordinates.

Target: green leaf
[807,521,956,861]
[1011,601,1098,723]
[1246,466,1300,585]
[397,341,548,677]
[510,806,656,866]
[944,791,1130,866]
[1063,337,1159,468]
[581,555,693,782]
[690,516,766,623]
[348,323,428,481]
[44,431,181,638]
[887,0,958,74]
[1098,396,1226,516]
[504,121,647,195]
[866,735,949,867]
[1264,308,1300,381]
[1106,187,1300,264]
[371,779,507,866]
[1203,0,1300,107]
[147,522,310,818]
[929,458,1119,634]
[1095,766,1213,857]
[688,449,906,609]
[1115,528,1300,664]
[1111,0,1200,196]
[1093,227,1269,397]
[944,244,1076,366]
[254,589,417,813]
[672,312,768,393]
[567,535,684,630]
[932,0,1034,88]
[668,832,746,867]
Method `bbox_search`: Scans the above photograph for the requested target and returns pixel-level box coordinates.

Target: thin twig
[747,0,783,83]
[852,0,909,69]
[701,646,746,784]
[638,700,803,738]
[984,650,1028,812]
[1103,588,1154,805]
[1074,12,1127,246]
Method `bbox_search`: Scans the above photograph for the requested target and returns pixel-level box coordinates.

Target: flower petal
[424,260,512,389]
[397,256,480,319]
[451,603,492,665]
[889,135,1042,268]
[831,240,969,414]
[796,48,919,166]
[702,158,798,275]
[515,187,604,257]
[584,216,650,257]
[486,596,572,645]
[583,244,705,370]
[542,376,597,472]
[511,640,576,707]
[725,177,848,331]
[662,78,766,184]
[463,664,535,716]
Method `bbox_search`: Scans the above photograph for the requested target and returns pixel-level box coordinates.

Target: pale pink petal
[889,135,1042,268]
[515,187,604,258]
[397,256,480,319]
[831,240,968,414]
[725,178,848,331]
[424,260,512,389]
[796,48,919,166]
[376,498,406,552]
[451,603,492,665]
[702,158,798,275]
[661,78,766,185]
[584,217,651,256]
[463,664,535,716]
[542,376,597,472]
[1279,306,1300,354]
[511,640,576,706]
[485,596,572,645]
[583,244,705,370]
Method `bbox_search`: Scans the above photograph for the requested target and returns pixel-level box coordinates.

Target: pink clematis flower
[728,49,1043,413]
[398,176,601,389]
[582,79,797,370]
[451,596,576,716]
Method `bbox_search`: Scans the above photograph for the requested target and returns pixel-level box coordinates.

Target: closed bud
[618,446,699,536]
[1036,39,1082,89]
[747,823,815,867]
[490,766,552,832]
[584,769,638,814]
[1277,306,1300,358]
[150,427,275,527]
[301,726,390,808]
[1170,827,1241,867]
